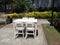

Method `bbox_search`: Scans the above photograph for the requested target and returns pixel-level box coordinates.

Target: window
[6,4,11,9]
[29,0,34,3]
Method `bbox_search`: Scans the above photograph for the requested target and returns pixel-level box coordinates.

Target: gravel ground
[0,19,49,45]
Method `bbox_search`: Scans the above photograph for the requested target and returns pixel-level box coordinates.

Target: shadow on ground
[54,26,60,33]
[48,19,60,33]
[15,30,38,39]
[15,34,34,39]
[0,21,6,28]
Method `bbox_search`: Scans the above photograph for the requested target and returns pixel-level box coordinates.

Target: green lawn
[42,24,60,45]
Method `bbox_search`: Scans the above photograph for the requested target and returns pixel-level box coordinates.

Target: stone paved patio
[0,19,49,45]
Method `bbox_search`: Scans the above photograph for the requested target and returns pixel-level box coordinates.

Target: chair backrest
[16,23,24,27]
[26,22,35,28]
[26,23,35,31]
[15,22,25,30]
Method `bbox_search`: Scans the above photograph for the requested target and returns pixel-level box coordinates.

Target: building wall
[0,0,13,13]
[54,0,60,7]
[33,0,60,8]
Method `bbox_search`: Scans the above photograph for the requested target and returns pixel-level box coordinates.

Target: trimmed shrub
[7,13,24,18]
[7,11,59,19]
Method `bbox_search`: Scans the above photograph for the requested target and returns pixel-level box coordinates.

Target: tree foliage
[13,0,31,13]
[13,0,30,8]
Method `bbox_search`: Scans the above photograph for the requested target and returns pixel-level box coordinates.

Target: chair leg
[23,31,25,38]
[14,32,16,38]
[25,33,27,39]
[14,34,17,39]
[23,33,24,38]
[14,34,15,38]
[34,33,35,38]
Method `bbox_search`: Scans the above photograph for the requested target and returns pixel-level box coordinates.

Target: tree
[13,0,30,12]
[0,0,2,2]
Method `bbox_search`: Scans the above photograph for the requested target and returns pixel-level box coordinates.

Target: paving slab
[0,19,48,45]
[38,19,50,24]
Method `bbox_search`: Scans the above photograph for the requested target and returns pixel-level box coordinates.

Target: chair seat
[26,28,35,31]
[16,33,24,34]
[16,27,25,31]
[26,33,34,34]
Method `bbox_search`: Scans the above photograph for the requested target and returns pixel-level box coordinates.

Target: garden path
[0,19,49,45]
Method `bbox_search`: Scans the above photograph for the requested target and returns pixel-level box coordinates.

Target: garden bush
[7,13,24,18]
[38,7,52,11]
[7,11,59,19]
[57,12,60,18]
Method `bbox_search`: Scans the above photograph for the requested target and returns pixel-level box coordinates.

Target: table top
[13,18,37,23]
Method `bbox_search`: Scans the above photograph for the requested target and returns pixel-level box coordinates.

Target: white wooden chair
[14,22,25,38]
[25,22,35,38]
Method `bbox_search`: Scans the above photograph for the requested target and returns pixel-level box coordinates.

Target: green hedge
[7,11,59,19]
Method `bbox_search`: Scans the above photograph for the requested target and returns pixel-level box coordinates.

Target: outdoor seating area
[13,17,37,38]
[0,0,60,45]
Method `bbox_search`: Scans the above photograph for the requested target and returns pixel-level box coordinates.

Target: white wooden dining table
[13,18,37,38]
